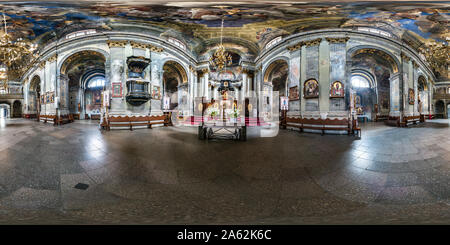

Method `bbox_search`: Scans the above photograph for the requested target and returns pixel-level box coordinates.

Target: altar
[357,114,370,123]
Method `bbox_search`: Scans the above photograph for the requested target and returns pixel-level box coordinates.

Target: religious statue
[111,59,123,83]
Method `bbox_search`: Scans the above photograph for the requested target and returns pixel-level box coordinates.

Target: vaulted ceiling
[0,1,449,79]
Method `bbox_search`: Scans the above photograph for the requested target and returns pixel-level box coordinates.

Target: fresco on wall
[60,77,68,109]
[289,86,299,101]
[289,58,300,88]
[269,64,288,96]
[379,91,389,110]
[408,88,415,105]
[1,1,448,82]
[390,78,400,112]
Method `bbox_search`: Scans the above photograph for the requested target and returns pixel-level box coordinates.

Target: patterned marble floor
[0,118,449,224]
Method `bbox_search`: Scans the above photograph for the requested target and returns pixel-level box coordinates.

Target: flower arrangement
[206,106,219,118]
[227,107,240,118]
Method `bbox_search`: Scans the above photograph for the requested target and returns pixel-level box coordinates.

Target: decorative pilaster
[328,37,348,112]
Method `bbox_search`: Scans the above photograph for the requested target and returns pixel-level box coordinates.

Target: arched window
[351,75,370,88]
[87,76,105,89]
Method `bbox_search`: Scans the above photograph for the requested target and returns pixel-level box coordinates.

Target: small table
[357,114,369,123]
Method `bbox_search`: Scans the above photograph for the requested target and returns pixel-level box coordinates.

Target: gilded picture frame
[303,78,319,99]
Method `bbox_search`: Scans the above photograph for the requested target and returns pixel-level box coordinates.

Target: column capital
[401,52,411,62]
[107,40,128,48]
[302,38,322,47]
[325,37,349,44]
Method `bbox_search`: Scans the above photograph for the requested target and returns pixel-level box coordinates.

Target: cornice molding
[130,41,164,52]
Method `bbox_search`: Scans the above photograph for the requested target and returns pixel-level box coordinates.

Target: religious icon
[164,96,171,110]
[330,81,344,98]
[303,78,319,99]
[408,88,414,105]
[222,90,228,100]
[356,107,363,115]
[94,90,102,104]
[288,86,299,101]
[374,104,379,113]
[280,96,289,110]
[112,83,122,97]
[152,85,161,100]
[355,95,361,105]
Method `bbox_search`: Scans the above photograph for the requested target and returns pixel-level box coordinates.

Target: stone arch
[0,102,11,118]
[160,58,189,83]
[28,75,41,114]
[348,45,401,117]
[435,100,445,118]
[347,45,400,74]
[59,49,107,76]
[262,56,289,82]
[58,49,108,119]
[162,60,188,111]
[263,59,289,97]
[12,100,22,118]
[418,75,427,91]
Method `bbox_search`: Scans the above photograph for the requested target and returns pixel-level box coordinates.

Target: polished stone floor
[0,118,449,224]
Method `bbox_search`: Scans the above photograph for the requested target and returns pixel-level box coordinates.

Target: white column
[213,84,219,100]
[204,72,209,100]
[189,71,195,115]
[193,73,198,98]
[242,72,247,100]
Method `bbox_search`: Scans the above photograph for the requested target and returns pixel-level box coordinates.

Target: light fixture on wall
[209,16,232,71]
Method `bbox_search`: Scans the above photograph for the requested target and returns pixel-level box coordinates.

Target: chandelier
[0,13,38,89]
[0,64,7,91]
[209,18,232,71]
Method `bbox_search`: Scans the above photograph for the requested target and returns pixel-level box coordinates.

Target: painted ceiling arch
[0,1,448,81]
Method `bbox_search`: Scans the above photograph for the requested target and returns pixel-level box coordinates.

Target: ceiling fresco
[0,1,448,79]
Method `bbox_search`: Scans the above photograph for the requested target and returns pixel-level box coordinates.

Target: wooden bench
[90,114,101,120]
[39,115,57,125]
[375,114,389,122]
[400,115,421,127]
[285,117,302,130]
[56,114,74,125]
[107,115,167,131]
[23,114,37,119]
[285,117,351,135]
[385,116,400,127]
[322,118,351,135]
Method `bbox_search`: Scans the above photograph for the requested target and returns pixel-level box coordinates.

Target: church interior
[0,0,449,224]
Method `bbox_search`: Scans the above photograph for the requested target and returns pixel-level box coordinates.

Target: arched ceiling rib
[1,1,448,80]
